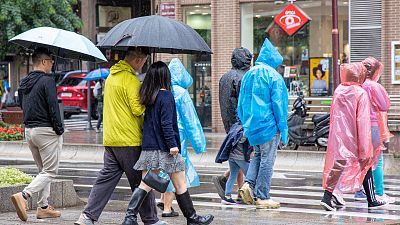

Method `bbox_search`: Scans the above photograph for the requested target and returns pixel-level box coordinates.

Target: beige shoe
[240,183,254,205]
[36,205,61,219]
[11,192,28,221]
[256,198,280,209]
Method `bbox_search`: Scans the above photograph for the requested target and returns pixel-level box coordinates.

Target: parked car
[56,71,98,119]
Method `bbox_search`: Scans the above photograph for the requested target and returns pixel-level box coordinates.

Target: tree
[0,0,82,60]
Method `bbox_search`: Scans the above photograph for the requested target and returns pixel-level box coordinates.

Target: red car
[57,70,98,119]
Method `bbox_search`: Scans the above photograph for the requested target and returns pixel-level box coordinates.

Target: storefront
[240,0,349,97]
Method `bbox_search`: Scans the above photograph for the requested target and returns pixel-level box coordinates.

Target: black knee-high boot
[175,190,214,225]
[122,188,148,225]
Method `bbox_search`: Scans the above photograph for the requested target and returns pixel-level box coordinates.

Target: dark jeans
[96,102,103,130]
[83,146,158,224]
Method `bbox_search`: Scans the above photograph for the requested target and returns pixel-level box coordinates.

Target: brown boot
[36,205,61,219]
[11,192,28,221]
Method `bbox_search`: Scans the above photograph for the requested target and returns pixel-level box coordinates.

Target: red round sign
[274,4,311,36]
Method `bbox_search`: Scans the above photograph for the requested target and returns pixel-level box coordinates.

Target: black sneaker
[212,175,227,199]
[320,192,336,211]
[221,196,236,205]
[368,200,388,209]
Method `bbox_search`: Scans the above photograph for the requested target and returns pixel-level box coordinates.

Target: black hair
[312,64,325,79]
[32,47,52,65]
[139,61,171,106]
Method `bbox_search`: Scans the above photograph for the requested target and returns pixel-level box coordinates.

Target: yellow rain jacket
[103,60,145,146]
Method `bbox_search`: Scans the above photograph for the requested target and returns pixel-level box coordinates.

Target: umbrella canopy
[97,15,212,55]
[9,27,107,62]
[84,68,110,81]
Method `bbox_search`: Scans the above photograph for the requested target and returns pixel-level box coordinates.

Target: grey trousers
[83,146,158,224]
[24,127,63,207]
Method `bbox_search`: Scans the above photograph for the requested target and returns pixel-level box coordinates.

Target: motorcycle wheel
[316,137,328,151]
[279,140,298,150]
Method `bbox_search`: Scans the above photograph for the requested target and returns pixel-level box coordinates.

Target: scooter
[280,96,330,150]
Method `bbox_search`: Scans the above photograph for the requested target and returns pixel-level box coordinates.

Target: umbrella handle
[114,34,132,47]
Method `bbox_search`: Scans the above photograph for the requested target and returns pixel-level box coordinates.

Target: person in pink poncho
[353,57,396,204]
[320,62,386,211]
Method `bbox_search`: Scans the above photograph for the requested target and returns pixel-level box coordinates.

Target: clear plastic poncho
[237,38,288,146]
[362,57,392,168]
[322,62,373,193]
[159,58,206,192]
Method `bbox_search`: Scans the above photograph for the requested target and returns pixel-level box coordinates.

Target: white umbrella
[9,27,107,62]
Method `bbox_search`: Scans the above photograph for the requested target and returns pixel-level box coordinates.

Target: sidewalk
[1,200,399,225]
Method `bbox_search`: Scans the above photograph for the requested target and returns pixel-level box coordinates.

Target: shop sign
[274,4,311,36]
[160,3,175,18]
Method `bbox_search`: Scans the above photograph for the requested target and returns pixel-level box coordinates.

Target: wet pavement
[0,200,399,225]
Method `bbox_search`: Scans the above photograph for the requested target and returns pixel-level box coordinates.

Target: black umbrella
[97,15,212,55]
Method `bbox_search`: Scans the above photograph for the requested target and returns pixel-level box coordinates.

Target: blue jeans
[225,159,249,196]
[245,133,280,200]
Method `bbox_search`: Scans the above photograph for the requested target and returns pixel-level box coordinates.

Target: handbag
[143,170,170,193]
[142,156,178,193]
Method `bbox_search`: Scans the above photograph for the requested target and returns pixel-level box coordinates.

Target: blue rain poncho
[159,58,206,192]
[237,38,289,146]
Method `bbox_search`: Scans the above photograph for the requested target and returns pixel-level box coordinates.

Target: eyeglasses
[43,58,54,64]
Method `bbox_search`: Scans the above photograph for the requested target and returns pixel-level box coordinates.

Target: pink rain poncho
[362,57,393,168]
[322,62,373,193]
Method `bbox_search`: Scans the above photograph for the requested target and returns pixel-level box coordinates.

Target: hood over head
[362,57,383,82]
[110,60,135,76]
[168,58,193,88]
[340,62,367,84]
[231,47,252,71]
[255,38,283,69]
[18,71,45,95]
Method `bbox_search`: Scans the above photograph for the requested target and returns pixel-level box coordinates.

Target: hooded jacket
[159,58,206,192]
[237,38,288,146]
[18,71,64,135]
[103,60,145,146]
[322,62,373,193]
[219,47,252,133]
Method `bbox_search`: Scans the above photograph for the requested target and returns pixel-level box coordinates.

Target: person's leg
[123,172,153,225]
[236,170,244,188]
[362,168,386,208]
[222,160,239,204]
[254,134,280,200]
[162,192,176,214]
[320,159,347,211]
[96,103,103,130]
[240,145,261,205]
[23,128,61,205]
[81,147,124,222]
[170,171,214,224]
[212,169,229,199]
[118,147,159,225]
[373,153,384,196]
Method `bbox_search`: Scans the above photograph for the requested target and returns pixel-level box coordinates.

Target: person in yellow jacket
[75,48,166,225]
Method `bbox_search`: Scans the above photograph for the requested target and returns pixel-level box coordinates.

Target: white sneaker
[332,192,346,206]
[377,194,396,204]
[256,198,280,209]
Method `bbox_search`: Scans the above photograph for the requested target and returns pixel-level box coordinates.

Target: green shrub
[0,166,33,187]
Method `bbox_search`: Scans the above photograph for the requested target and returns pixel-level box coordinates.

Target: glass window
[183,5,212,128]
[241,0,349,97]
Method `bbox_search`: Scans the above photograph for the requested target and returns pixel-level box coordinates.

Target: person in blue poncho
[238,38,288,209]
[157,58,207,217]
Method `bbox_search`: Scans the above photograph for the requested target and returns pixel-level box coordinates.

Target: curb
[0,141,399,175]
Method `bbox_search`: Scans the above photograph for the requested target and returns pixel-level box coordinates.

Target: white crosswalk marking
[64,114,100,131]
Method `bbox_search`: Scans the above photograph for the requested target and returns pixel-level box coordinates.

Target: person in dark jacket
[213,47,252,201]
[122,61,214,225]
[11,48,64,222]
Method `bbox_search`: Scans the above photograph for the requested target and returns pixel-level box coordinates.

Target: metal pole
[332,0,340,90]
[85,60,93,130]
